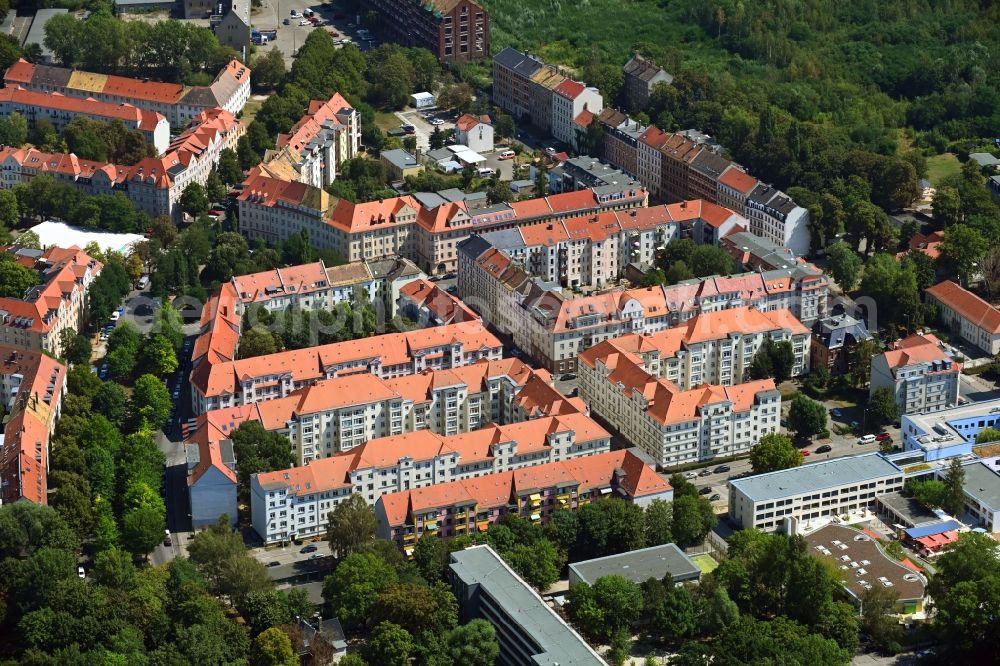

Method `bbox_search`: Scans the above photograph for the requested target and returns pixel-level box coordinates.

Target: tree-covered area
[43,11,240,85]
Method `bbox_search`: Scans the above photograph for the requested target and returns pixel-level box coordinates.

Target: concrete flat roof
[729,453,902,502]
[450,545,604,666]
[568,543,700,586]
[903,397,1000,451]
[876,491,942,527]
[962,461,1000,511]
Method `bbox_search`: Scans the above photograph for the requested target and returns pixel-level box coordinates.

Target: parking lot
[252,0,364,66]
[395,109,456,152]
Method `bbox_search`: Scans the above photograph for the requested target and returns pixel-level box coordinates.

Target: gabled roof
[926,280,1000,333]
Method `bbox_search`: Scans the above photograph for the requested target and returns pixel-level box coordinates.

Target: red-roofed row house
[579,333,780,467]
[374,448,672,550]
[0,345,66,505]
[0,246,101,355]
[0,108,243,222]
[249,411,609,543]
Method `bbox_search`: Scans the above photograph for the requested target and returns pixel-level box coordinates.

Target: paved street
[959,372,1000,402]
[250,538,333,567]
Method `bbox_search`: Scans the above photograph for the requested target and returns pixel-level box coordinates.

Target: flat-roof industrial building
[568,543,701,587]
[901,397,1000,461]
[449,545,605,666]
[728,453,905,532]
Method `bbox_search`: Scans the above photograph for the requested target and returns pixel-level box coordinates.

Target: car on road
[714,465,731,473]
[164,530,171,546]
[561,373,576,381]
[98,363,109,380]
[815,444,832,453]
[684,472,698,479]
[283,17,290,24]
[309,553,324,560]
[710,493,721,502]
[300,544,318,553]
[698,469,712,477]
[290,9,299,15]
[830,408,842,418]
[699,486,713,495]
[498,149,515,160]
[430,118,445,125]
[267,561,281,567]
[445,285,458,295]
[299,19,311,25]
[801,449,810,457]
[443,272,457,279]
[875,432,892,442]
[401,124,416,134]
[857,434,877,445]
[110,310,121,322]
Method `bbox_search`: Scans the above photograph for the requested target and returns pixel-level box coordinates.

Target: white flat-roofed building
[901,397,1000,461]
[728,453,905,532]
[954,461,1000,532]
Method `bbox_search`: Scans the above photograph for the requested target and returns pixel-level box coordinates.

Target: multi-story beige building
[239,175,647,275]
[870,333,961,415]
[190,319,503,414]
[0,246,101,355]
[579,341,779,466]
[925,280,1000,356]
[251,412,612,544]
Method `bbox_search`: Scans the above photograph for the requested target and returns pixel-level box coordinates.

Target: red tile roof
[718,165,759,194]
[0,86,165,131]
[554,79,586,99]
[926,280,1000,333]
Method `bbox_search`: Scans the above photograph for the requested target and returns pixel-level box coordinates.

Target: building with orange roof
[0,246,101,355]
[0,344,66,505]
[190,320,503,414]
[3,58,251,127]
[195,357,577,462]
[262,93,360,189]
[373,448,671,546]
[596,109,647,179]
[454,114,494,153]
[870,333,960,415]
[398,278,480,326]
[0,86,170,154]
[716,163,760,215]
[897,230,944,261]
[249,412,608,543]
[925,280,1000,355]
[579,333,780,466]
[186,432,238,528]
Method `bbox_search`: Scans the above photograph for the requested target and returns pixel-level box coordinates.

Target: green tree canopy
[787,393,827,440]
[750,432,804,473]
[326,493,377,559]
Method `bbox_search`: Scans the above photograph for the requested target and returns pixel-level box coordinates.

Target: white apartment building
[728,453,905,532]
[870,333,961,415]
[745,183,810,257]
[925,280,1000,356]
[551,78,603,148]
[579,343,780,466]
[235,358,577,462]
[250,412,610,543]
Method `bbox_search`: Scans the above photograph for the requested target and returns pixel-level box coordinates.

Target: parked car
[709,493,721,502]
[830,408,842,418]
[498,149,515,160]
[302,7,313,16]
[446,285,458,295]
[684,472,698,479]
[267,561,281,567]
[801,449,811,457]
[401,124,416,134]
[136,275,150,290]
[698,469,712,477]
[77,566,86,578]
[815,444,832,453]
[300,544,318,553]
[109,310,121,322]
[561,373,576,381]
[431,118,445,126]
[283,17,290,24]
[699,486,713,495]
[299,19,311,25]
[714,464,731,473]
[290,9,299,16]
[857,434,877,445]
[875,432,892,442]
[163,530,171,546]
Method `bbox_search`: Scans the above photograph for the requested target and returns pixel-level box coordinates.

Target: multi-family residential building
[716,163,761,216]
[810,313,873,374]
[570,307,811,384]
[472,200,743,289]
[661,270,828,325]
[870,333,961,415]
[190,319,503,414]
[744,183,810,256]
[3,58,251,127]
[250,411,605,543]
[622,53,673,111]
[596,109,646,178]
[925,280,1000,355]
[728,453,905,532]
[492,48,603,148]
[551,79,603,148]
[375,448,673,545]
[0,345,66,505]
[721,230,819,273]
[398,279,480,325]
[0,108,241,221]
[186,425,238,529]
[450,546,606,666]
[0,86,169,154]
[548,156,643,197]
[579,339,780,466]
[0,246,101,355]
[454,114,494,153]
[257,93,360,189]
[368,0,489,62]
[239,175,647,275]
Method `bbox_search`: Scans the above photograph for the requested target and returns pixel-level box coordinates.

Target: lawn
[375,111,401,133]
[926,153,961,186]
[691,554,718,574]
[240,96,265,126]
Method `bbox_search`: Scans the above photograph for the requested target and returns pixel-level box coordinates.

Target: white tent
[29,220,144,255]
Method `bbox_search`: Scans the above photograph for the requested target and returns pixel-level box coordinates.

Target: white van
[477,167,495,177]
[857,434,877,445]
[498,149,515,160]
[136,275,150,290]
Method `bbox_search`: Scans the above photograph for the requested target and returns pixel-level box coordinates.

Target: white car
[299,19,311,26]
[430,118,445,126]
[77,566,85,578]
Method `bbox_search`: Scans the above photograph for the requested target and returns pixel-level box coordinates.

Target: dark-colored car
[401,124,416,134]
[710,493,721,502]
[561,373,577,381]
[815,444,832,454]
[714,465,731,474]
[300,544,318,554]
[699,486,713,495]
[267,561,281,567]
[698,469,712,477]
